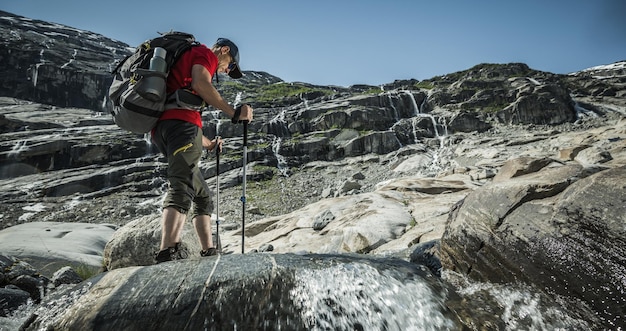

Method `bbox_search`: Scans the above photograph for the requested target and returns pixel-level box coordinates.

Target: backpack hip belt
[164,89,206,111]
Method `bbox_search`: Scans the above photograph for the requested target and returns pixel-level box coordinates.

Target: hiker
[153,37,253,263]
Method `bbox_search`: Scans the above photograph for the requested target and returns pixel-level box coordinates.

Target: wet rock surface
[21,254,464,331]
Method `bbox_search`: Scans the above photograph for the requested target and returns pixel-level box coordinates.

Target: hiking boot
[155,242,189,264]
[200,247,218,257]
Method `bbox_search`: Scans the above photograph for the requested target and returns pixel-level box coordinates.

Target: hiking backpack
[108,31,200,133]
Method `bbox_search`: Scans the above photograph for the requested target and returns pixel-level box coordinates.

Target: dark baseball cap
[215,38,243,79]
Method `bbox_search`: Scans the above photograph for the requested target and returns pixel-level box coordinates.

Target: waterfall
[8,140,29,157]
[207,110,223,139]
[401,90,442,140]
[404,90,420,115]
[387,92,400,121]
[397,90,452,174]
[31,49,47,87]
[215,118,222,136]
[272,136,289,176]
[32,63,42,87]
[269,108,290,176]
[233,91,242,107]
[271,108,287,125]
[419,96,427,113]
[60,49,77,69]
[297,94,311,118]
[268,108,289,138]
[143,133,152,147]
[300,93,310,110]
[571,96,598,119]
[438,116,449,137]
[100,93,108,111]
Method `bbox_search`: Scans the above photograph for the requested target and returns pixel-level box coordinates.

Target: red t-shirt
[158,45,218,127]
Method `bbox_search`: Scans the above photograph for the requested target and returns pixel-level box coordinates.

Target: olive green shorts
[153,120,213,218]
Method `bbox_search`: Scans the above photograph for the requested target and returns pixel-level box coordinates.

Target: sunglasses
[227,61,237,71]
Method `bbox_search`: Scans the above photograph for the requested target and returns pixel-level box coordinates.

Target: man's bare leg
[192,215,214,251]
[160,207,186,250]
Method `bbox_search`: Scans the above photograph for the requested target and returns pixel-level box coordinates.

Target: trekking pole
[215,136,222,253]
[240,121,248,254]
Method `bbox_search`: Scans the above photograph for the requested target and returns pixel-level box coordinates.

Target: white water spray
[269,108,290,175]
[291,262,457,330]
[571,95,598,120]
[9,140,29,157]
[272,136,289,176]
[233,91,242,107]
[60,49,77,69]
[300,94,310,110]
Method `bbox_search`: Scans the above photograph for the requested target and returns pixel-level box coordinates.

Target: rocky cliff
[1,9,626,330]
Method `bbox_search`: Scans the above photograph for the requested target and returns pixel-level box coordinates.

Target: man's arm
[190,64,252,121]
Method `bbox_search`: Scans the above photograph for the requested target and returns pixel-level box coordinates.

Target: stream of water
[290,262,457,330]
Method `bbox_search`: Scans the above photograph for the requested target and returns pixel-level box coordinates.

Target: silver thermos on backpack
[138,47,167,102]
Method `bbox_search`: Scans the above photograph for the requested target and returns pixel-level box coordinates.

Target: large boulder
[103,215,203,270]
[439,164,626,328]
[21,254,464,330]
[0,222,116,277]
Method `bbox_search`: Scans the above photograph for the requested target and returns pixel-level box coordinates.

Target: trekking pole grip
[215,135,221,157]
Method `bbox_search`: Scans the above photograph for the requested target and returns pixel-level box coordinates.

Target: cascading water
[402,90,441,139]
[143,133,152,147]
[296,93,312,119]
[386,91,452,174]
[443,271,592,330]
[60,49,77,69]
[268,108,290,176]
[271,136,289,176]
[571,95,598,120]
[387,92,400,121]
[8,140,28,157]
[290,262,458,330]
[31,50,45,87]
[300,93,309,110]
[233,91,242,107]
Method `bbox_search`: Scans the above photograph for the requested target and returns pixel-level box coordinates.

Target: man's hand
[202,136,223,152]
[231,104,254,123]
[238,104,254,122]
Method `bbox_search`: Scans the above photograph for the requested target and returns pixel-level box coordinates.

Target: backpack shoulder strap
[111,31,199,75]
[149,31,200,68]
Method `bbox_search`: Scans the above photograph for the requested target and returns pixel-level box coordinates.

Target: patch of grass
[251,142,270,150]
[252,164,275,172]
[255,83,333,103]
[414,81,435,90]
[75,263,100,280]
[362,88,384,95]
[481,101,510,113]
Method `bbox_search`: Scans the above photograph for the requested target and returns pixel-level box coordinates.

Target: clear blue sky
[3,0,625,87]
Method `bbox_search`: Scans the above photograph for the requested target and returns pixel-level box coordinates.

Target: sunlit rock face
[0,10,129,111]
[440,165,626,327]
